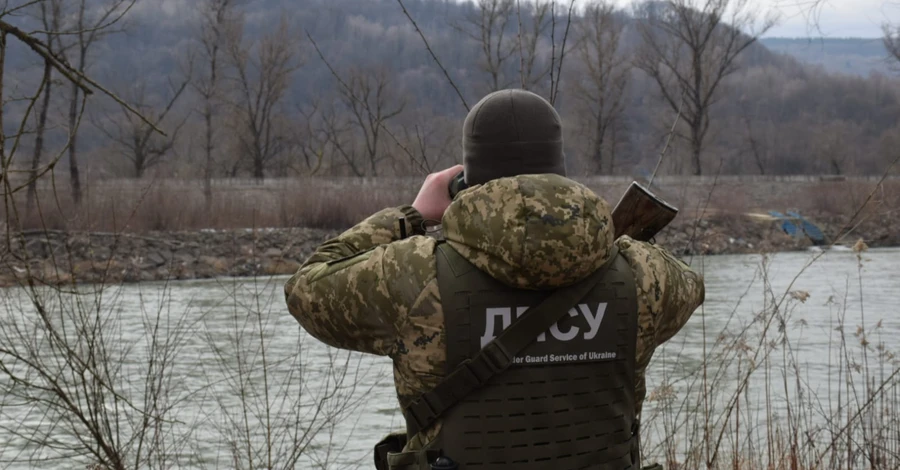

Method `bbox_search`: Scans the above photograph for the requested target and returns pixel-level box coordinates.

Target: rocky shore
[1,212,896,287]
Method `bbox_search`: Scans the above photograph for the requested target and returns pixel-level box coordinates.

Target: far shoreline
[0,214,891,287]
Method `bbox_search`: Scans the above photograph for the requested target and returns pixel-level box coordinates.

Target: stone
[263,259,301,275]
[175,253,197,265]
[91,247,112,261]
[264,248,284,258]
[146,251,167,267]
[199,256,229,274]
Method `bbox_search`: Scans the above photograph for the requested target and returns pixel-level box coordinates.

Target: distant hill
[761,37,899,77]
[7,0,900,178]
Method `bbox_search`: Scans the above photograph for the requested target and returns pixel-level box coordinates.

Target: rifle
[449,173,677,243]
[611,181,677,242]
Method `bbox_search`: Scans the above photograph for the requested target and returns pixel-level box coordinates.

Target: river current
[1,248,898,468]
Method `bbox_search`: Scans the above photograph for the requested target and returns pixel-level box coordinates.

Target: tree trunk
[755,159,766,175]
[68,78,82,203]
[692,146,702,176]
[203,102,213,205]
[593,109,604,174]
[135,151,144,178]
[593,137,604,175]
[253,155,264,180]
[691,123,703,176]
[203,44,217,207]
[691,49,703,176]
[830,158,842,175]
[609,125,617,175]
[27,61,53,213]
[0,33,6,181]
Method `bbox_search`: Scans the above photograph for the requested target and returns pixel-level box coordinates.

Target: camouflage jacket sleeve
[617,236,705,347]
[617,236,705,411]
[284,205,432,356]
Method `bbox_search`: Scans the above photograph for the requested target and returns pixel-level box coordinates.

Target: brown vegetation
[641,248,900,469]
[11,175,897,232]
[1,0,900,468]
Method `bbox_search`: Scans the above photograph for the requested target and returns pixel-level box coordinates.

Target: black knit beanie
[462,89,566,186]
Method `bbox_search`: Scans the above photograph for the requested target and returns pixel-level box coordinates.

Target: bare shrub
[197,275,378,469]
[0,279,202,469]
[640,249,900,469]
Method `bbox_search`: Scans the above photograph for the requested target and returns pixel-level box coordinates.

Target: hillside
[762,37,898,77]
[6,0,900,180]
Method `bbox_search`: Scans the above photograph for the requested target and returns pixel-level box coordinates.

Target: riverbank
[2,209,895,287]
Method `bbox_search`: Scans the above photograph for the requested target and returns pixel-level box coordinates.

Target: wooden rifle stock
[612,182,677,242]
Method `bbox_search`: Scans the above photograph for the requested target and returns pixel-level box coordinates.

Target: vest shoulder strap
[403,242,621,437]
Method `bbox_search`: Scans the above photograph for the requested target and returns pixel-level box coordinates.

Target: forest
[5,0,900,206]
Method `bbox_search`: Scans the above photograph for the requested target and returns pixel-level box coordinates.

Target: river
[1,248,898,469]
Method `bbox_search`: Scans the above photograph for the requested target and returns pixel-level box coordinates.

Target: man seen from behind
[284,89,705,470]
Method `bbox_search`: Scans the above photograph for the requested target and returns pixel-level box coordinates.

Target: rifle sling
[403,245,621,437]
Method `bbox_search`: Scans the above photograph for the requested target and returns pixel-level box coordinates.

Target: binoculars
[448,171,468,199]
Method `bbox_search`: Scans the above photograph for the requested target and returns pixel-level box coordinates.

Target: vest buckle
[481,341,512,373]
[407,396,439,431]
[460,341,513,386]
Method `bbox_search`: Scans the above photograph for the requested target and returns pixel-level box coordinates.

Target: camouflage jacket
[284,174,705,450]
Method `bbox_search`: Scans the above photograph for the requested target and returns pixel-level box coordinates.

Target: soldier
[284,89,705,470]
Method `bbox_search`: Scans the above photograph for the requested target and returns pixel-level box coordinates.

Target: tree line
[6,0,900,208]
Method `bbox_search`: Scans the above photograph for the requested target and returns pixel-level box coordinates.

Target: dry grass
[640,250,900,470]
[9,176,899,233]
[4,175,900,469]
[11,178,419,232]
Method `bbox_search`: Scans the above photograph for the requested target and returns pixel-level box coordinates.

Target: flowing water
[1,248,899,468]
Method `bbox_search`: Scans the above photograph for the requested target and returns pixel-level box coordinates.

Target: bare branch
[306,31,429,175]
[550,0,577,105]
[634,0,776,175]
[454,0,516,92]
[395,0,470,112]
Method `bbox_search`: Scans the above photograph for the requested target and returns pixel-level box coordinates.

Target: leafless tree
[26,0,66,213]
[398,115,459,175]
[340,67,406,177]
[885,24,900,64]
[0,279,200,469]
[546,0,577,105]
[200,277,375,469]
[572,1,629,174]
[454,0,517,92]
[63,0,136,203]
[194,0,240,200]
[0,4,372,467]
[813,119,860,175]
[0,6,196,466]
[291,100,328,176]
[739,98,771,175]
[514,0,552,90]
[314,98,365,177]
[95,74,191,178]
[634,0,776,175]
[225,14,300,180]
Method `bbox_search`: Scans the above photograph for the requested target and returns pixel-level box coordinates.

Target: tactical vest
[396,242,640,470]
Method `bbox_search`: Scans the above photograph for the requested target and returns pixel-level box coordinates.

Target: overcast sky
[146,0,898,38]
[606,0,898,37]
[764,0,896,37]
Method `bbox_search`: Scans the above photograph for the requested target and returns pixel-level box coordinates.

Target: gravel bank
[2,211,893,287]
